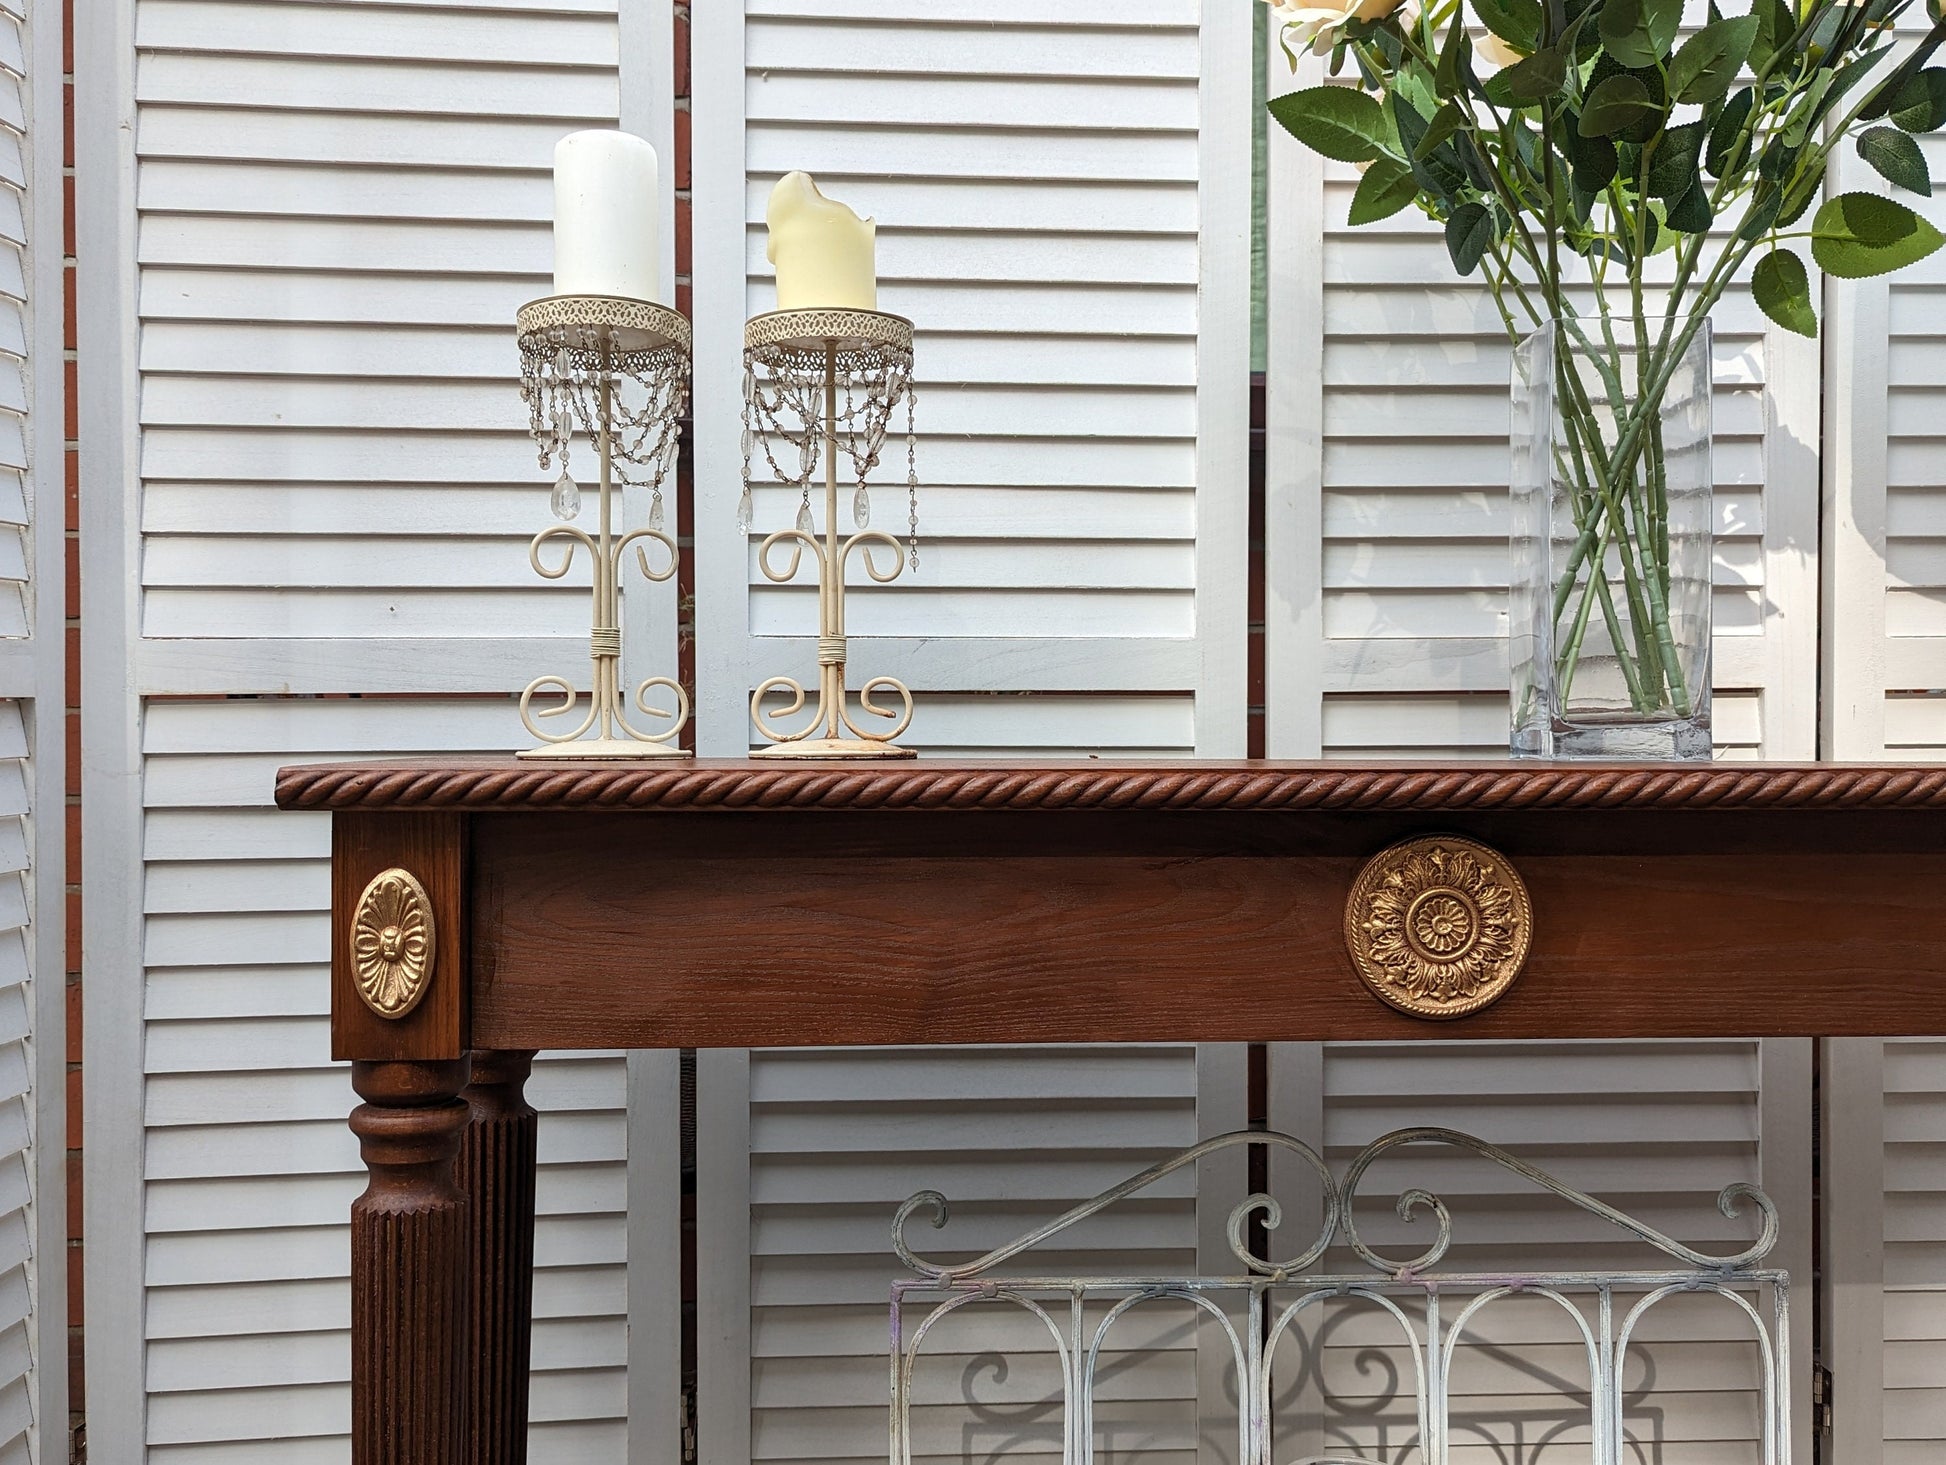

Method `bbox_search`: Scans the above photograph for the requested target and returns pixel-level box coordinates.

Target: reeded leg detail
[457,1049,540,1465]
[350,1058,472,1465]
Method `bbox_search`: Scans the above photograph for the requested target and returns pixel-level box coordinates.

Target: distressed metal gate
[889,1129,1789,1465]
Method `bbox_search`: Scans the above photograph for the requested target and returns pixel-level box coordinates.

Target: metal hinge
[1813,1361,1835,1434]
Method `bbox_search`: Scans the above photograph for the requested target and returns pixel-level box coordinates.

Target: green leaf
[1891,68,1946,132]
[1666,15,1759,105]
[1501,45,1569,100]
[1445,200,1499,274]
[1452,132,1499,192]
[1759,134,1800,182]
[1706,87,1755,175]
[1649,199,1680,253]
[1817,44,1896,126]
[1667,178,1716,233]
[1647,121,1706,200]
[1600,0,1683,67]
[1580,74,1656,136]
[1348,156,1421,224]
[1267,85,1389,163]
[1737,180,1784,241]
[1812,191,1946,278]
[1753,248,1818,337]
[1859,124,1934,195]
[1435,14,1472,97]
[1475,0,1545,50]
[1778,164,1825,228]
[1566,125,1619,190]
[1416,100,1466,160]
[1782,69,1832,149]
[1750,0,1795,70]
[1393,94,1470,202]
[1863,34,1946,122]
[1802,3,1849,61]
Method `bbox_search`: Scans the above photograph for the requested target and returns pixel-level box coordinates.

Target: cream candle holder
[741,308,921,760]
[514,294,692,760]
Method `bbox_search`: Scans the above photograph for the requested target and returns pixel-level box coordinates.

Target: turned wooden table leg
[457,1049,539,1464]
[350,1057,472,1465]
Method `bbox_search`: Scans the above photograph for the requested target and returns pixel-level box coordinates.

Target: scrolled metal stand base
[515,294,693,761]
[746,310,917,761]
[751,736,914,761]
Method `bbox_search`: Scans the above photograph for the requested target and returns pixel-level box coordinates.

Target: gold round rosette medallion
[351,868,436,1020]
[1344,835,1532,1020]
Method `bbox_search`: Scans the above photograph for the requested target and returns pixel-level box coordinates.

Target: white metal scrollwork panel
[891,1129,1791,1465]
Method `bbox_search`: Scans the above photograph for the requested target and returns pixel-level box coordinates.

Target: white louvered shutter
[84,0,678,1457]
[1814,24,1946,1455]
[1262,33,1820,761]
[1826,1038,1946,1464]
[1822,17,1946,759]
[688,4,1251,1463]
[699,1047,1247,1465]
[0,705,35,1464]
[1881,1040,1946,1460]
[690,0,1249,756]
[140,698,631,1462]
[0,0,62,1456]
[1271,1040,1813,1464]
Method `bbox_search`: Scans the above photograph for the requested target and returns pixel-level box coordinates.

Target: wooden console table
[273,757,1946,1464]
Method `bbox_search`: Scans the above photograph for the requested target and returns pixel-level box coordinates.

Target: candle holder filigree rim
[513,292,693,761]
[742,306,920,762]
[516,292,693,356]
[744,306,913,354]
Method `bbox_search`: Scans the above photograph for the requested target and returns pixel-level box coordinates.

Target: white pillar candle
[553,129,660,302]
[766,171,877,311]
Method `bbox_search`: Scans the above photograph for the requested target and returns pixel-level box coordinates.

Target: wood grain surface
[348,1059,471,1465]
[456,1051,538,1465]
[465,807,1946,1047]
[332,811,467,1061]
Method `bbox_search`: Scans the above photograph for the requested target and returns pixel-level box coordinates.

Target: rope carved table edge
[273,760,1946,813]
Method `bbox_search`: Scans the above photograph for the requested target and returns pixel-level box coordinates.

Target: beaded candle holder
[741,307,920,759]
[514,294,692,760]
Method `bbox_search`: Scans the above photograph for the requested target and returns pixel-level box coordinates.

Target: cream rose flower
[1263,0,1406,54]
[1475,31,1528,67]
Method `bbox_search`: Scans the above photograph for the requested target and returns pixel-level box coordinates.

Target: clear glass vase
[1510,315,1713,760]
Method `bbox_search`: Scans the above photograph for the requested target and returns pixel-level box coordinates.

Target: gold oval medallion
[1344,835,1531,1020]
[350,868,436,1020]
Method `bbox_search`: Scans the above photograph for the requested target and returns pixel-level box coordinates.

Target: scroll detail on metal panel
[888,1127,1787,1465]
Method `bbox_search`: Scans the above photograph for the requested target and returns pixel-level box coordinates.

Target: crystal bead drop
[853,485,870,529]
[736,486,754,534]
[551,470,581,521]
[648,491,665,531]
[796,499,815,535]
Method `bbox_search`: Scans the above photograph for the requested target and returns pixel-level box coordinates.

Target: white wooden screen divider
[75,0,680,1458]
[1816,19,1946,1454]
[1825,1038,1946,1465]
[0,0,68,1458]
[690,0,1251,760]
[688,4,1252,1465]
[1823,19,1946,761]
[52,0,1944,1462]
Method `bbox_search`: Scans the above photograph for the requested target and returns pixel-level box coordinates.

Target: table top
[273,755,1946,813]
[296,756,1946,1051]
